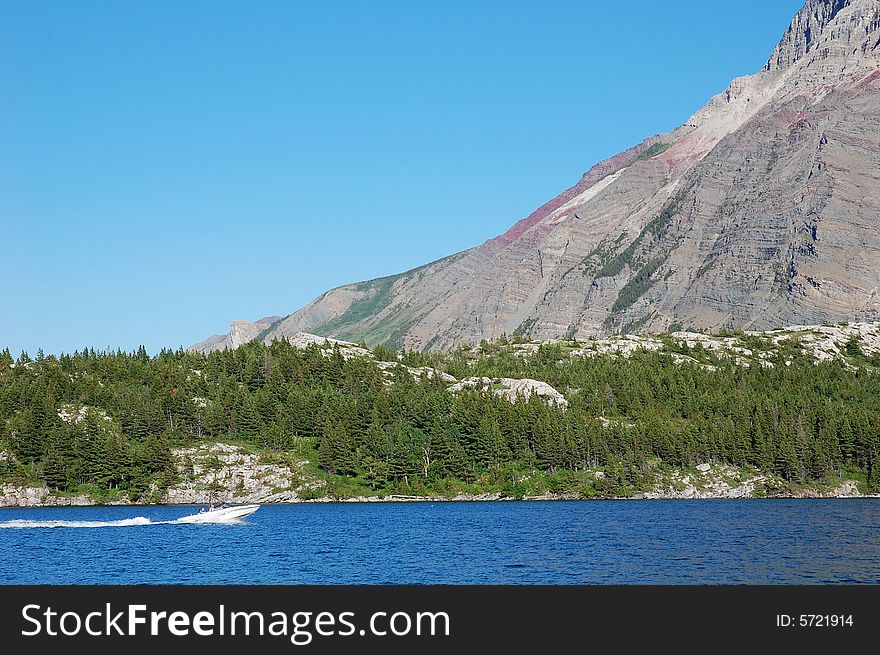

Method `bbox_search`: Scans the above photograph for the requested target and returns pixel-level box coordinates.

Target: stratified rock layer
[194,0,880,354]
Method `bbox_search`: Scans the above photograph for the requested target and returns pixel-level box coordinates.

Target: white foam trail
[0,511,252,529]
[0,517,156,529]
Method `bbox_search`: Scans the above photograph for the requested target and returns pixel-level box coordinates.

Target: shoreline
[3,448,874,507]
[2,492,878,509]
[4,445,874,509]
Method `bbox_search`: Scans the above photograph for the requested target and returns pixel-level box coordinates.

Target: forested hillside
[2,331,880,501]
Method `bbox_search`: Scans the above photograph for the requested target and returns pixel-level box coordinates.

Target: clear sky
[2,0,804,356]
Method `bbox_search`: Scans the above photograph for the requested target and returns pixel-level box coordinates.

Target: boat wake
[0,517,157,529]
[0,505,261,528]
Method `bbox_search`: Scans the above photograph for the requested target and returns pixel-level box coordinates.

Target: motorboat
[176,503,260,524]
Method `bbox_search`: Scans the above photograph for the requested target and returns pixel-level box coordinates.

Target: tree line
[1,335,879,499]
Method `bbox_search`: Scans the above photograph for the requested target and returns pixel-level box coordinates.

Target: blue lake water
[1,500,878,584]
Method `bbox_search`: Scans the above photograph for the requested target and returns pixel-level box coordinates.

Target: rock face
[284,331,371,358]
[642,464,771,500]
[162,443,297,504]
[194,0,878,352]
[447,377,569,408]
[534,321,880,369]
[0,485,98,507]
[191,316,282,354]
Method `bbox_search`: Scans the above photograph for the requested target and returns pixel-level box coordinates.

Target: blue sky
[2,0,803,355]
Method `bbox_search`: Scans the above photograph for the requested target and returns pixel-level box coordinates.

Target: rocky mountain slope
[194,0,880,354]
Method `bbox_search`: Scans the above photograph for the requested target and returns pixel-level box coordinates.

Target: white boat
[176,504,261,524]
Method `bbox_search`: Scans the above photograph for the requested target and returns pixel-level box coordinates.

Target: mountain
[193,0,880,354]
[190,316,282,354]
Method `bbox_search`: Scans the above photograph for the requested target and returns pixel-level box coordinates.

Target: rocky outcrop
[374,361,457,383]
[766,0,879,72]
[161,443,300,504]
[0,449,119,507]
[447,377,568,408]
[510,321,880,370]
[640,464,771,500]
[640,462,871,499]
[56,404,114,425]
[191,316,282,355]
[0,485,106,507]
[193,0,880,354]
[284,331,371,358]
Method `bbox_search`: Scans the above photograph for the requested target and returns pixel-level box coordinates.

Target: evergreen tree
[318,415,356,475]
[42,451,68,491]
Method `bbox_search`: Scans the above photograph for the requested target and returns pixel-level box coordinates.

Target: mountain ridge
[193,0,880,354]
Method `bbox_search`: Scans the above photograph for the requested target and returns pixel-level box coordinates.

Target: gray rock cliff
[193,0,880,353]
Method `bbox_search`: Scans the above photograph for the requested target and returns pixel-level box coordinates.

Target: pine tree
[775,427,801,483]
[103,433,131,489]
[42,451,68,491]
[236,392,264,440]
[143,432,173,475]
[318,415,356,475]
[361,455,388,490]
[475,414,505,470]
[425,420,452,480]
[386,421,421,487]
